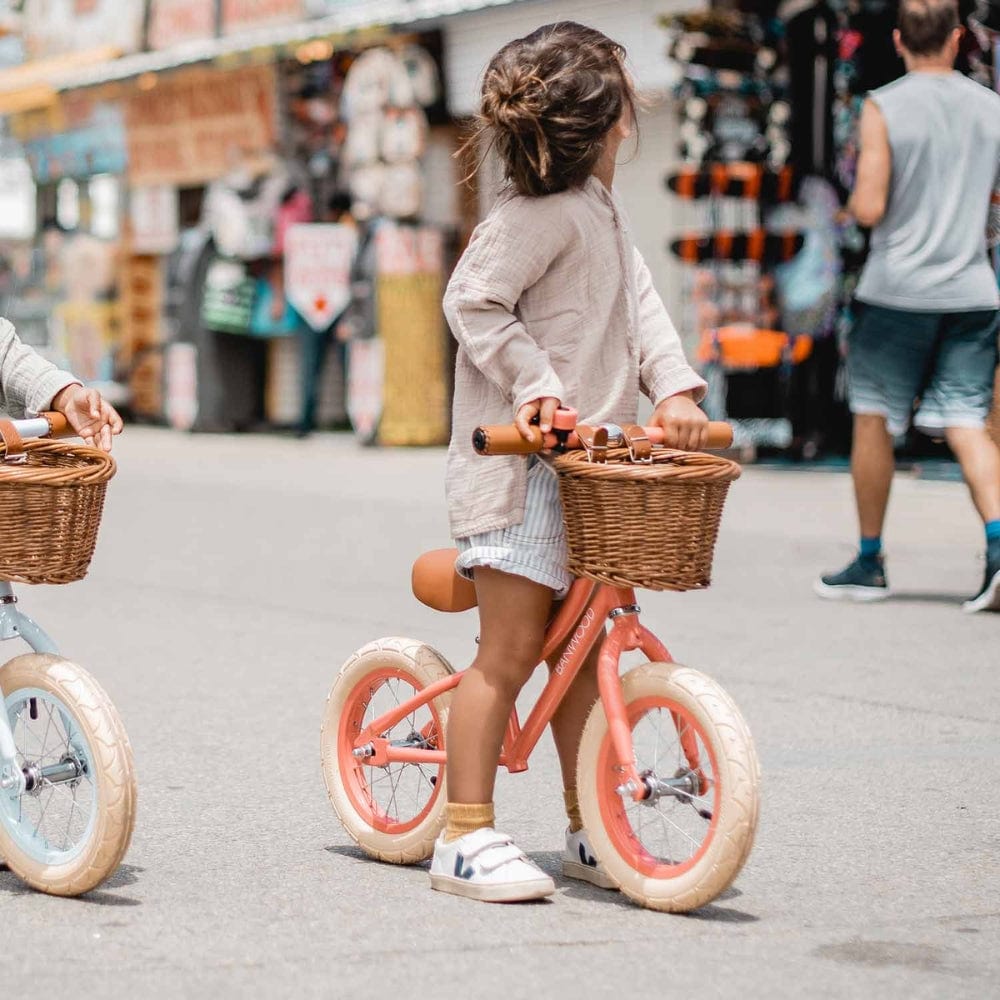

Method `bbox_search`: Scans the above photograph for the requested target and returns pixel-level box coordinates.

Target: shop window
[0,159,36,240]
[56,178,80,231]
[90,174,121,240]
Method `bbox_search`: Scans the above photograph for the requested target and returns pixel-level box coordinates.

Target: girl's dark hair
[463,22,639,197]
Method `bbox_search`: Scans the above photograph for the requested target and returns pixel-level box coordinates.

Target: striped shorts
[455,457,572,598]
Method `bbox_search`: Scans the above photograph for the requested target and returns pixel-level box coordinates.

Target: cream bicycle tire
[0,654,137,896]
[321,637,453,864]
[577,661,759,912]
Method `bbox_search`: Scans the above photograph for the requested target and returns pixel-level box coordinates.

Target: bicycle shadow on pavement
[528,850,760,923]
[0,862,143,906]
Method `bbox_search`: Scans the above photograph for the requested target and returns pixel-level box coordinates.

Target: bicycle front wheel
[321,637,453,864]
[577,661,759,912]
[0,654,137,896]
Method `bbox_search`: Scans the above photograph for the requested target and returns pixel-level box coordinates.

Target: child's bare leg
[446,567,553,807]
[546,640,601,793]
[546,630,618,887]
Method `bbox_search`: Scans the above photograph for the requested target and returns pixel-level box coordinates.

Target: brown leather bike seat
[411,548,478,613]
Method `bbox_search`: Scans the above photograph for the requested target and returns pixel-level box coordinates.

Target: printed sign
[221,0,303,33]
[347,337,383,444]
[22,0,144,57]
[147,0,218,50]
[130,185,179,255]
[374,223,443,276]
[284,223,357,331]
[17,98,126,182]
[125,65,276,186]
[165,342,198,431]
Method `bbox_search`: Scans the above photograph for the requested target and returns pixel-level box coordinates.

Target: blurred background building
[0,0,995,453]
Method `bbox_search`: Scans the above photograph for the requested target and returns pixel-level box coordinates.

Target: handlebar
[0,412,74,460]
[473,416,733,456]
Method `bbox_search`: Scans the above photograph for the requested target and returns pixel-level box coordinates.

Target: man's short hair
[897,0,960,55]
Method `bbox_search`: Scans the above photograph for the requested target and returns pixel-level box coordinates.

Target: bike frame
[353,578,700,803]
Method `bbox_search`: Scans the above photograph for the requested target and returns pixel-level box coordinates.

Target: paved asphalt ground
[1,428,996,998]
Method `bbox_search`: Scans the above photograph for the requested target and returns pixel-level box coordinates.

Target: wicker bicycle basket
[0,437,116,585]
[552,447,741,592]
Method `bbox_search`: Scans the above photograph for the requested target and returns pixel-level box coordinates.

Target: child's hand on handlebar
[51,384,124,452]
[650,392,709,451]
[515,396,561,441]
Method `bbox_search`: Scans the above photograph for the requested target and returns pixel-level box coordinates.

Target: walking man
[815,0,1000,612]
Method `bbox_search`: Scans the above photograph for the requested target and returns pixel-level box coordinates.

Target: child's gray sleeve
[0,318,79,417]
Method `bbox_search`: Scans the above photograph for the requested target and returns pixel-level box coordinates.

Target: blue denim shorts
[454,458,572,598]
[848,303,1000,436]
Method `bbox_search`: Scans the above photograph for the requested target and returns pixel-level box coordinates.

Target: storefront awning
[0,44,121,112]
[0,0,528,98]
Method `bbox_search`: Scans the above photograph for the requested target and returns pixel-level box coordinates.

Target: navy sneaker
[814,554,888,602]
[962,544,1000,614]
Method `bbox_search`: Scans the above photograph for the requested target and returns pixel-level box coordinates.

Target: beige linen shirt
[0,318,77,417]
[444,176,706,540]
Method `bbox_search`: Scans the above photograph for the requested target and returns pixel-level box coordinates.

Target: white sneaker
[429,828,555,902]
[562,828,618,890]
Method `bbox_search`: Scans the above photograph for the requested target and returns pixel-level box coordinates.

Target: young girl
[433,22,708,902]
[1,317,121,449]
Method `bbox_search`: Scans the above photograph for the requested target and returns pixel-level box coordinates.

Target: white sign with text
[284,223,357,332]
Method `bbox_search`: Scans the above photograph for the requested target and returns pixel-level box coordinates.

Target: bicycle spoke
[3,692,96,861]
[619,703,716,866]
[351,674,441,829]
[39,703,56,764]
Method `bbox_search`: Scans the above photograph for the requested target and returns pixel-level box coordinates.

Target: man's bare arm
[848,99,892,228]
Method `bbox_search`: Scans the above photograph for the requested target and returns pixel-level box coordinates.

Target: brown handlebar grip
[705,422,733,450]
[40,412,72,438]
[472,424,544,455]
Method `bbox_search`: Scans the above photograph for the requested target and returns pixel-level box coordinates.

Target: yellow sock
[564,787,583,834]
[445,802,495,842]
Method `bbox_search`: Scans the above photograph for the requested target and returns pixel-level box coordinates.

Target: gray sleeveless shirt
[855,71,1000,312]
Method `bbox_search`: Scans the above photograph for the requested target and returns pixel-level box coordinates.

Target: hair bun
[482,67,546,134]
[464,22,637,197]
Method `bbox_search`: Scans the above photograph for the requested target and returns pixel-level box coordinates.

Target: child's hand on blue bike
[651,392,709,451]
[515,396,562,441]
[51,384,124,452]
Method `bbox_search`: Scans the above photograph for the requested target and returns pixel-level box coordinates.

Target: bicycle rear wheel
[577,661,759,912]
[321,637,453,864]
[0,654,137,896]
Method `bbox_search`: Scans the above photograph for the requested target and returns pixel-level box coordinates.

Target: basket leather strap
[621,424,653,463]
[0,419,26,464]
[574,424,608,463]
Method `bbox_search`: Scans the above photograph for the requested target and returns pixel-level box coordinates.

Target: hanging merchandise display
[338,43,440,221]
[665,1,996,458]
[664,10,812,453]
[275,32,453,443]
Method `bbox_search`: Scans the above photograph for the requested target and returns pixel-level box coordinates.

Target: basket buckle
[575,425,608,463]
[622,424,653,464]
[0,419,26,465]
